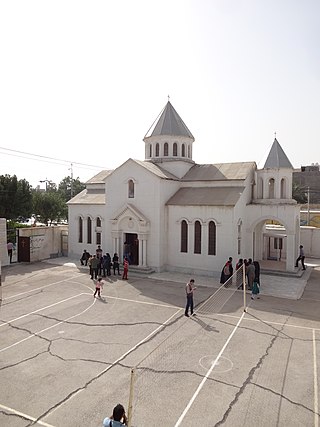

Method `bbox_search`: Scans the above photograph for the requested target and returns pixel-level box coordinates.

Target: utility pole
[307,186,310,226]
[69,163,74,198]
[40,178,51,191]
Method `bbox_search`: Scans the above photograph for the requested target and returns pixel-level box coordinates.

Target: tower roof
[144,101,194,139]
[264,138,293,169]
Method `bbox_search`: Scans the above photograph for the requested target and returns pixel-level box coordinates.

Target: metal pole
[243,264,247,312]
[127,368,135,427]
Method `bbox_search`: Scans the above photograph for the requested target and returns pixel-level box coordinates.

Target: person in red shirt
[122,257,129,280]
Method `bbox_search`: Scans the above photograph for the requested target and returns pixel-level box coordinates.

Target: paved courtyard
[0,259,319,426]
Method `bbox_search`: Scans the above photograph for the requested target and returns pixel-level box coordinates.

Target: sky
[1,0,320,190]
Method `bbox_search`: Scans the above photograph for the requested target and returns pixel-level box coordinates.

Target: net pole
[243,264,247,312]
[127,368,135,427]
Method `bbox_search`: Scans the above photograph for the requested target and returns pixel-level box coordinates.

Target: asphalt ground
[0,261,319,427]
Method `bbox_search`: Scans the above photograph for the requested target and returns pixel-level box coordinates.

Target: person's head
[239,258,243,263]
[97,277,102,281]
[229,257,233,262]
[300,245,303,248]
[248,258,252,264]
[190,279,195,283]
[112,403,126,422]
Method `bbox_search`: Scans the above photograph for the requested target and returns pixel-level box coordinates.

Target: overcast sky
[1,0,319,189]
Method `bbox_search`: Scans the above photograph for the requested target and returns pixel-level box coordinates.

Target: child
[93,277,104,298]
[251,280,260,300]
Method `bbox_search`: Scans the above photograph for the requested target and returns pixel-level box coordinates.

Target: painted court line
[0,298,96,353]
[3,274,81,300]
[174,311,246,427]
[0,403,56,427]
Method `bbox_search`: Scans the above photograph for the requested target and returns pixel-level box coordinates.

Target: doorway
[124,233,139,265]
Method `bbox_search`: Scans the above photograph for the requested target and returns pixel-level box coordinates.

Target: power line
[0,146,109,170]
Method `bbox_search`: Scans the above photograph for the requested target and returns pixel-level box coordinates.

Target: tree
[0,174,33,220]
[58,176,86,202]
[32,190,67,225]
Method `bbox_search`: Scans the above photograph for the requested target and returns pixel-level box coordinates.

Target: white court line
[0,403,56,427]
[3,273,81,300]
[174,311,246,427]
[45,308,182,419]
[0,293,87,328]
[313,329,319,427]
[0,297,96,353]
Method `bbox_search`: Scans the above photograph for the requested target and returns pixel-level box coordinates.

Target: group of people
[220,256,261,299]
[80,247,127,279]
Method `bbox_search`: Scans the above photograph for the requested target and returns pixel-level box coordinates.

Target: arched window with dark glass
[156,143,159,157]
[128,179,134,198]
[181,220,188,253]
[173,143,178,156]
[78,217,83,243]
[164,142,168,156]
[182,144,185,157]
[149,144,152,158]
[188,145,191,158]
[208,221,216,255]
[87,216,92,244]
[280,178,286,198]
[96,217,101,245]
[194,220,201,254]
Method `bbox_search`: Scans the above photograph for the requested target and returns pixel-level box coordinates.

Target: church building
[67,101,300,275]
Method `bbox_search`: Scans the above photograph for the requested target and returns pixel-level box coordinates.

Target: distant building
[293,163,320,204]
[67,101,300,274]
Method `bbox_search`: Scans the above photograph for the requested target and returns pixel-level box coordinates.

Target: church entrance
[124,233,139,265]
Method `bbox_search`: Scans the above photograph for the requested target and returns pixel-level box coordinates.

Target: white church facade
[67,101,300,276]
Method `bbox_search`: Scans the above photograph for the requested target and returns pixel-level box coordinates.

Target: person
[112,253,121,275]
[236,258,243,270]
[80,249,90,266]
[253,260,261,285]
[251,280,260,300]
[7,241,14,263]
[96,245,103,275]
[295,245,306,270]
[236,258,244,289]
[90,255,99,279]
[105,253,112,276]
[220,257,233,284]
[246,258,255,291]
[122,257,129,280]
[93,277,104,298]
[185,279,197,317]
[103,403,128,426]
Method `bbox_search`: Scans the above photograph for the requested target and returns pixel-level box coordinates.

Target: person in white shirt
[185,279,197,317]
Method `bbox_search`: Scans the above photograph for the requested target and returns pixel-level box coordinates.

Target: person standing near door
[295,245,306,270]
[7,241,14,263]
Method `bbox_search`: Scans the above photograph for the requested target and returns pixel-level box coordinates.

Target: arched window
[87,216,92,244]
[164,142,168,156]
[188,145,191,158]
[280,178,286,198]
[258,177,264,199]
[173,143,178,156]
[78,217,83,243]
[128,179,134,198]
[182,144,185,157]
[181,220,188,253]
[96,217,101,245]
[149,144,152,158]
[268,178,275,198]
[208,221,216,255]
[194,221,201,254]
[156,143,159,157]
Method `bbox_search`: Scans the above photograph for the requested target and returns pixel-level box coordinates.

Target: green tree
[32,190,67,225]
[0,174,33,220]
[58,176,85,202]
[292,182,308,204]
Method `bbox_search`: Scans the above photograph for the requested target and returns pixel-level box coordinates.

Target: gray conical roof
[144,101,194,139]
[264,138,293,169]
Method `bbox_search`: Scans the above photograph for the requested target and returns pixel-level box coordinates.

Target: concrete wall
[301,226,320,258]
[18,226,68,262]
[0,218,9,267]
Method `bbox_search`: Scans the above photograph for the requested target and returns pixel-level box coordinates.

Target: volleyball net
[127,264,247,426]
